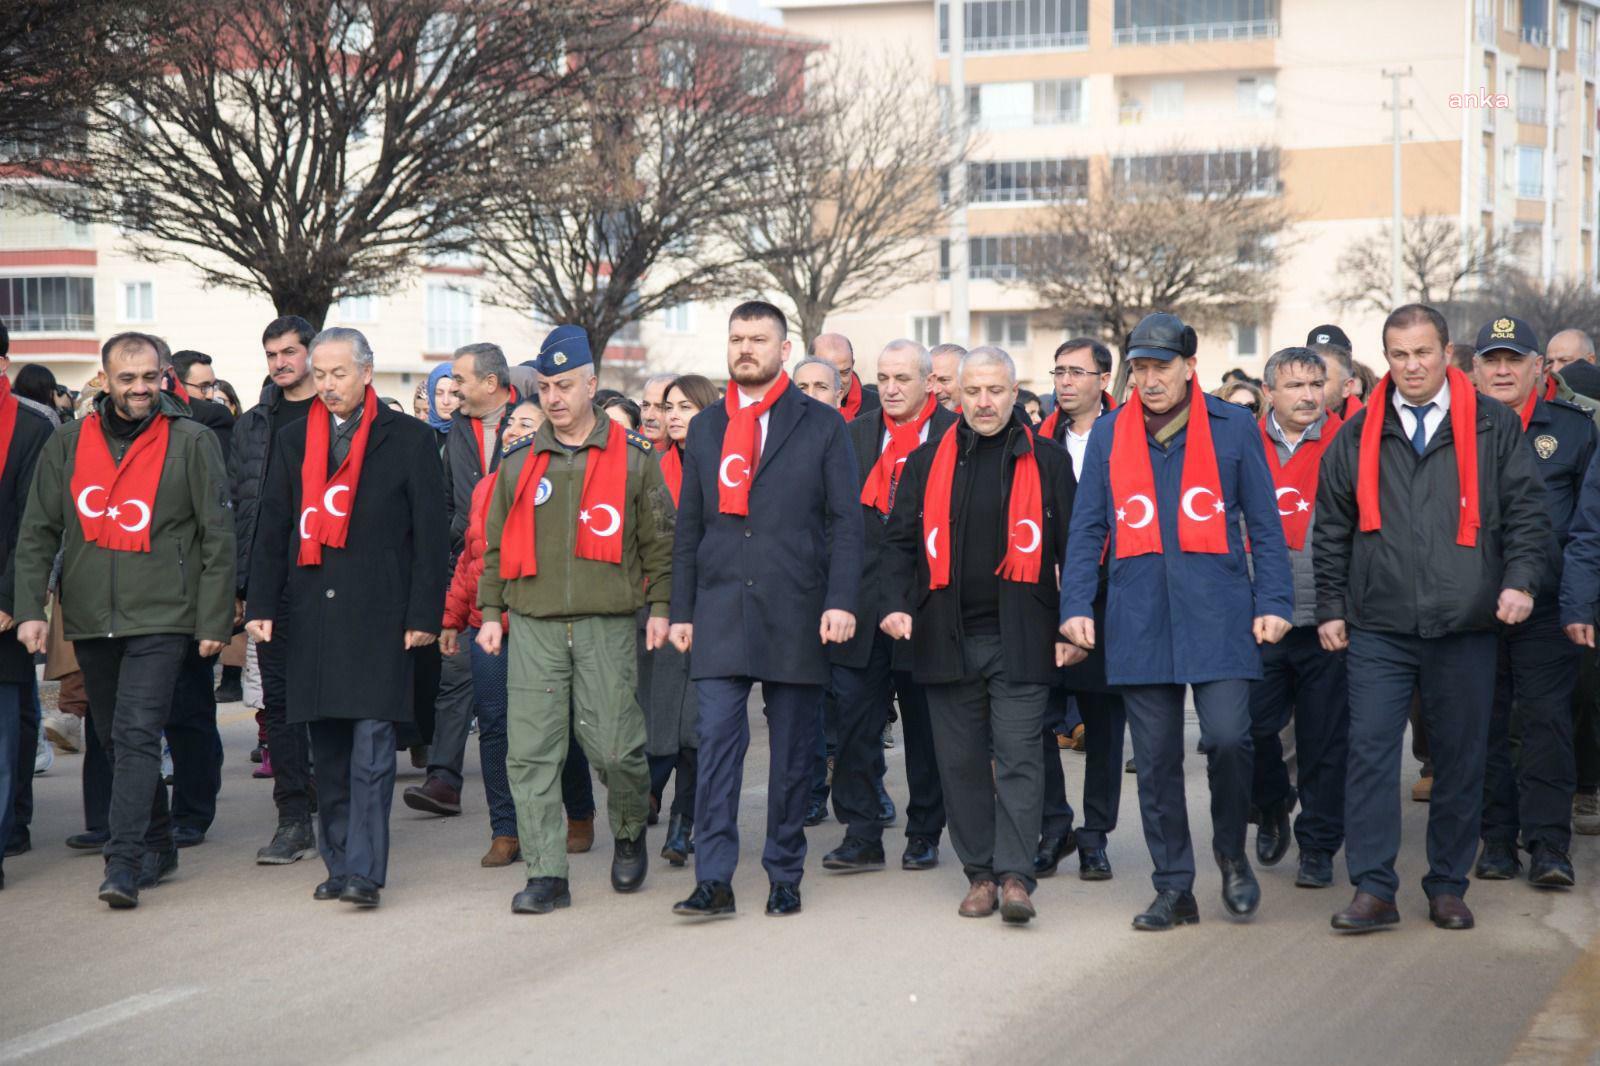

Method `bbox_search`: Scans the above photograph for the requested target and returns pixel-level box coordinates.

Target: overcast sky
[686,0,780,25]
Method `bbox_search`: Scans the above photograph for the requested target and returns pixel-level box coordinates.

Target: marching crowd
[1,297,1598,935]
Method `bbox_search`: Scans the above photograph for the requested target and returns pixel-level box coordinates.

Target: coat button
[325,589,335,599]
[744,529,752,538]
[746,578,754,587]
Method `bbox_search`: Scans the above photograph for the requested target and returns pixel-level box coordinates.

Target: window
[1517,145,1545,197]
[1507,0,1518,31]
[425,282,474,352]
[1151,79,1184,118]
[912,314,942,349]
[0,275,95,332]
[1234,322,1258,359]
[1237,76,1274,116]
[660,41,694,90]
[1560,6,1571,48]
[120,281,154,323]
[967,158,1088,203]
[939,235,1062,280]
[984,313,1028,348]
[937,0,1089,53]
[332,294,378,323]
[662,301,692,333]
[741,49,775,97]
[1517,67,1547,124]
[1114,0,1278,45]
[965,80,1086,128]
[1111,148,1280,196]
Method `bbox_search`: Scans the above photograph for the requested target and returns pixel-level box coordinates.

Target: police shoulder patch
[626,430,652,453]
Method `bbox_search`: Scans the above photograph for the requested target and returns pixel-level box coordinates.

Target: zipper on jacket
[176,536,187,590]
[564,449,578,615]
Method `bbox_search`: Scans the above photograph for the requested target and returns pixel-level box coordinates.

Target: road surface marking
[0,987,200,1063]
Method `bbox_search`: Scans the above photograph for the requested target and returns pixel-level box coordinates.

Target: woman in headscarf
[423,363,459,453]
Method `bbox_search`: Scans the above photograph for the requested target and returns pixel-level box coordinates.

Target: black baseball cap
[1306,324,1351,350]
[1474,315,1539,358]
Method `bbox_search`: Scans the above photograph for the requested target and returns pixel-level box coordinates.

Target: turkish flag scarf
[861,394,937,515]
[1037,391,1117,440]
[659,442,683,507]
[500,418,629,579]
[297,387,378,566]
[1358,367,1480,547]
[718,374,788,516]
[0,376,17,480]
[922,423,1044,589]
[841,373,865,420]
[1108,377,1227,559]
[71,405,171,553]
[1260,411,1342,551]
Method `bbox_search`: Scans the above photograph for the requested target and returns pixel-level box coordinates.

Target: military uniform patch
[1535,434,1559,460]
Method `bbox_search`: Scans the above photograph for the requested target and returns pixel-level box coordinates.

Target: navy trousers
[1482,608,1579,853]
[1041,688,1126,850]
[1248,627,1349,855]
[1122,679,1253,894]
[1345,627,1496,902]
[693,677,821,886]
[309,718,398,886]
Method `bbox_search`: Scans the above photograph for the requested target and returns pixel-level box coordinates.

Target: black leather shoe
[1032,830,1078,878]
[1474,840,1521,880]
[612,833,648,893]
[673,879,735,918]
[875,791,897,828]
[313,876,348,901]
[1255,799,1292,866]
[172,826,206,849]
[1078,846,1112,881]
[512,877,571,914]
[66,830,110,852]
[98,867,140,909]
[901,835,939,871]
[1132,889,1198,931]
[661,815,693,866]
[766,881,802,916]
[339,875,381,907]
[823,835,886,872]
[803,797,829,827]
[1528,845,1576,888]
[1217,853,1261,917]
[1295,849,1333,888]
[136,848,178,889]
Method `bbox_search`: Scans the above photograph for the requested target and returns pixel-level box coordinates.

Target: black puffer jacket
[229,383,290,596]
[442,386,519,558]
[1314,393,1550,636]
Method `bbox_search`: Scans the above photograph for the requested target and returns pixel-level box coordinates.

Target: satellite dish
[1257,81,1278,108]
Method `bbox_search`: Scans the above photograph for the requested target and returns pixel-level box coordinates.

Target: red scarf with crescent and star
[861,395,938,515]
[71,404,171,553]
[1357,367,1480,547]
[500,418,629,579]
[1260,411,1342,551]
[1037,391,1117,440]
[922,423,1043,589]
[297,387,378,566]
[717,374,788,516]
[1108,376,1227,559]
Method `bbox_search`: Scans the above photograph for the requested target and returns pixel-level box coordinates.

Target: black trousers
[167,644,224,832]
[256,603,313,824]
[1345,627,1496,902]
[1041,688,1125,850]
[309,718,398,886]
[1248,626,1349,855]
[1482,609,1580,852]
[1122,679,1252,893]
[649,747,698,820]
[75,634,189,872]
[82,710,112,834]
[1571,648,1600,794]
[5,677,38,849]
[924,635,1047,891]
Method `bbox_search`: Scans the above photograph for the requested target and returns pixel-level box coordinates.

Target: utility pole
[1382,66,1413,309]
[948,0,969,346]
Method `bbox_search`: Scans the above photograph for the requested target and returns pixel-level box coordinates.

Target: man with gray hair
[1247,346,1351,889]
[792,356,844,408]
[928,343,967,411]
[637,372,678,451]
[247,327,448,906]
[809,333,879,420]
[1547,329,1596,374]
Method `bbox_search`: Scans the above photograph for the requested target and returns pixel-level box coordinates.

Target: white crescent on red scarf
[1108,377,1227,558]
[297,386,379,566]
[861,394,938,515]
[500,418,630,579]
[717,374,788,516]
[70,403,170,554]
[921,424,1043,589]
[1259,411,1342,551]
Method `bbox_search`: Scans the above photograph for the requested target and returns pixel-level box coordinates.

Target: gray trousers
[427,638,475,789]
[924,635,1048,892]
[310,719,398,886]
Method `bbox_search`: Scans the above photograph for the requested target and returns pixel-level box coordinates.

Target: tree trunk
[272,284,333,332]
[794,300,828,355]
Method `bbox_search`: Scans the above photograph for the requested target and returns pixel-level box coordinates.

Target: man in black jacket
[1315,304,1550,933]
[232,315,320,865]
[822,339,956,876]
[882,346,1079,925]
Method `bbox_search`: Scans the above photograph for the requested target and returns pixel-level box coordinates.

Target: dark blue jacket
[1062,392,1293,686]
[669,383,864,684]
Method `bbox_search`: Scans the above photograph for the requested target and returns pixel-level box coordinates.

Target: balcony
[936,0,1090,55]
[1522,24,1549,47]
[1518,180,1545,199]
[1517,105,1548,125]
[1582,50,1597,77]
[1113,19,1277,46]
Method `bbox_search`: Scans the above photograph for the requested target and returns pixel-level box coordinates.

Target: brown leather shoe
[480,836,521,868]
[402,775,462,816]
[1411,775,1433,803]
[1428,894,1475,930]
[999,877,1036,924]
[958,879,999,918]
[566,816,595,854]
[1331,891,1400,932]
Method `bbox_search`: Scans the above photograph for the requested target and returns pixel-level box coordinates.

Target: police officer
[1471,316,1594,888]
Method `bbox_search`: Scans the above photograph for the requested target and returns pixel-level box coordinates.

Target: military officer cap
[1475,315,1539,359]
[533,325,593,376]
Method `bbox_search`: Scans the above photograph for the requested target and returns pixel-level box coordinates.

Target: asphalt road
[2,699,1597,1066]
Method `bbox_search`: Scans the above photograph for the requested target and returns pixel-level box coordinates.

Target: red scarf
[71,405,171,553]
[841,372,864,420]
[922,424,1044,589]
[1260,411,1342,551]
[297,387,379,566]
[0,376,17,480]
[1341,395,1363,419]
[1519,390,1538,431]
[718,374,788,516]
[1358,367,1479,547]
[1108,377,1227,558]
[1037,391,1117,440]
[659,442,683,507]
[500,419,630,579]
[1543,374,1559,403]
[861,395,937,514]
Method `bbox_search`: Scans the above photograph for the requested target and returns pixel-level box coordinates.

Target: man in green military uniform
[476,325,674,915]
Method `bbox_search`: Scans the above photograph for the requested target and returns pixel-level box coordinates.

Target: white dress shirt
[736,386,773,456]
[1062,403,1102,479]
[1391,376,1450,449]
[879,421,932,452]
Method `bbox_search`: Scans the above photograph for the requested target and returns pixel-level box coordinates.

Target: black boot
[136,847,179,889]
[612,832,648,893]
[673,879,735,918]
[512,877,571,914]
[661,815,692,867]
[214,664,243,704]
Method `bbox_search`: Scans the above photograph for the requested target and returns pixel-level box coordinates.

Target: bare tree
[473,7,812,369]
[0,0,150,155]
[724,49,968,348]
[21,0,662,328]
[1443,271,1600,347]
[1015,150,1290,350]
[1330,214,1508,317]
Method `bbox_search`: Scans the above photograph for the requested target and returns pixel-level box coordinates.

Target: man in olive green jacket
[477,325,673,915]
[15,332,234,909]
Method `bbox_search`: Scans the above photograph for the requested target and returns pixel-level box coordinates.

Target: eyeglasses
[1050,367,1103,381]
[186,380,218,397]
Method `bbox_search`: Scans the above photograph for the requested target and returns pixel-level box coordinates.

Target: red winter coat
[443,473,505,631]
